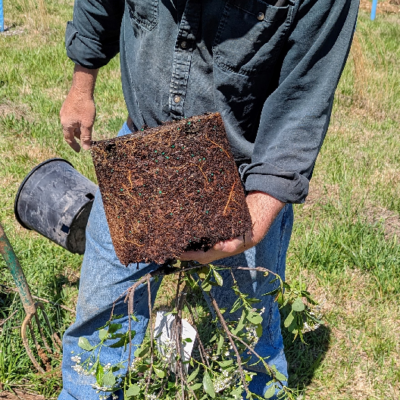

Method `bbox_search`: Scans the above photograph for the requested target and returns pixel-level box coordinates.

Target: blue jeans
[58,124,293,400]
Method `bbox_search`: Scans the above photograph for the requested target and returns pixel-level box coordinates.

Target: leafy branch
[71,262,321,400]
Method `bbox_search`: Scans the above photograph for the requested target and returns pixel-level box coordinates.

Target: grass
[0,1,399,399]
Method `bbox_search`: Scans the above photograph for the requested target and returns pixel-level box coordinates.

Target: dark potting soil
[91,113,252,265]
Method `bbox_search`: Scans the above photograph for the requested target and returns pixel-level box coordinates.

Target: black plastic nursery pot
[14,158,98,254]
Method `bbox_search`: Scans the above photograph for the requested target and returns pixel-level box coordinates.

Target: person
[59,0,359,398]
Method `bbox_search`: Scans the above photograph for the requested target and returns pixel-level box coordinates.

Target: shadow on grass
[283,323,331,391]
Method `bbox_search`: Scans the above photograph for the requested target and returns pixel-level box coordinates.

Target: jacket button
[180,40,188,49]
[257,11,265,21]
[174,95,181,103]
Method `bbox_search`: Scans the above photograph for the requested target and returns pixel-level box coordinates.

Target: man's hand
[179,191,285,264]
[60,65,99,152]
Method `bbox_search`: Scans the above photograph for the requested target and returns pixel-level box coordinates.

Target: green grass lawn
[1,1,399,399]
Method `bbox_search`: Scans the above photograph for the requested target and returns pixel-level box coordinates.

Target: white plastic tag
[154,311,197,373]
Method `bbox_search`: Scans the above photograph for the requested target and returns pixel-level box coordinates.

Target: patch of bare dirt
[0,390,45,400]
[0,102,32,122]
[303,178,340,211]
[360,0,400,13]
[364,202,400,239]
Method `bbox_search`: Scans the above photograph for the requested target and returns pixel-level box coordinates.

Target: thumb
[80,125,93,150]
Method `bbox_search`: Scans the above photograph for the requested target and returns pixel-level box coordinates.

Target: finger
[179,250,205,262]
[63,126,81,153]
[80,126,93,150]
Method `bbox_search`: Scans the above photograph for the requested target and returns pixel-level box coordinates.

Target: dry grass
[360,0,400,14]
[0,390,45,400]
[299,268,400,400]
[0,101,33,121]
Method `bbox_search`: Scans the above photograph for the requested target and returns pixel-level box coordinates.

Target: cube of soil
[91,112,252,265]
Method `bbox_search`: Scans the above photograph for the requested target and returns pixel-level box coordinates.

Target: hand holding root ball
[179,191,285,264]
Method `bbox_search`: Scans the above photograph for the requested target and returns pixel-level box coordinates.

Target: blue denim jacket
[65,0,358,203]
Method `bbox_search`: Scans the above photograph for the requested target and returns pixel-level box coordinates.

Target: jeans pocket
[126,0,159,31]
[213,0,294,76]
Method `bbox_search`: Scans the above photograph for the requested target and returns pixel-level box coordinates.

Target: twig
[229,332,287,390]
[145,278,154,393]
[172,272,186,400]
[0,284,76,314]
[0,310,18,328]
[207,291,250,397]
[124,277,144,369]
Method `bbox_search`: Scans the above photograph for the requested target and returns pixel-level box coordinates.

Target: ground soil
[359,0,400,13]
[0,391,44,400]
[91,113,252,265]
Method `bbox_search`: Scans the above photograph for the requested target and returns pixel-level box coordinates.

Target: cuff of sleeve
[240,162,309,204]
[65,21,116,69]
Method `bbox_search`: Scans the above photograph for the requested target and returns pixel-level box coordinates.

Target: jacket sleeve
[241,0,359,203]
[65,0,125,69]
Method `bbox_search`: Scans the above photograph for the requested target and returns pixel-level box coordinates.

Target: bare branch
[207,291,251,398]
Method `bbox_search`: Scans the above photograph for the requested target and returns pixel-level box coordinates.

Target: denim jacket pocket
[213,0,294,76]
[126,0,159,31]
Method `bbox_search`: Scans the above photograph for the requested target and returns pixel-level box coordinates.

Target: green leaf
[134,344,149,358]
[108,334,129,349]
[190,383,203,391]
[103,371,116,388]
[186,273,197,289]
[217,335,224,355]
[89,360,99,375]
[247,311,263,325]
[292,298,305,312]
[131,314,139,322]
[302,291,318,305]
[153,366,165,378]
[284,310,295,328]
[78,337,94,351]
[231,387,243,399]
[256,324,263,338]
[96,363,104,385]
[99,329,108,341]
[274,370,287,382]
[276,292,284,306]
[218,359,233,368]
[203,372,215,398]
[183,337,193,343]
[230,298,242,314]
[126,384,140,398]
[247,297,261,304]
[212,269,223,286]
[233,310,246,335]
[263,288,280,297]
[138,364,149,372]
[245,373,253,382]
[187,366,200,383]
[264,385,276,398]
[197,266,210,279]
[108,323,122,334]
